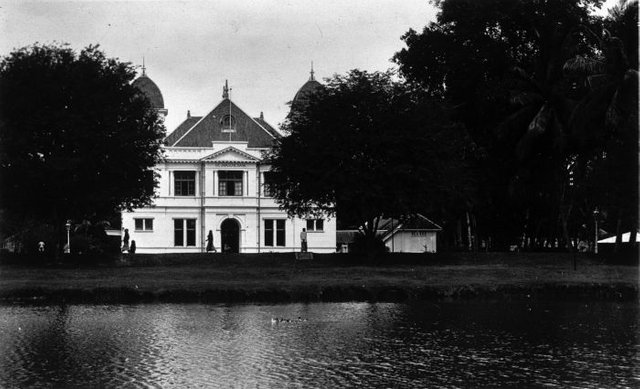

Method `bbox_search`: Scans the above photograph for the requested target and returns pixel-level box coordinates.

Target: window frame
[262,171,276,197]
[220,114,236,132]
[174,218,197,247]
[134,218,154,232]
[174,171,196,196]
[264,218,286,247]
[218,170,244,197]
[306,219,324,232]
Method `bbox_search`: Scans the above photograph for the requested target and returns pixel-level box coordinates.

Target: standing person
[206,230,217,253]
[300,228,308,252]
[38,241,45,253]
[130,240,136,254]
[122,228,130,253]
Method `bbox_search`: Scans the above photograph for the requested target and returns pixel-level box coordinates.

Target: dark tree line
[268,70,477,253]
[0,44,165,254]
[394,0,638,251]
[270,0,637,253]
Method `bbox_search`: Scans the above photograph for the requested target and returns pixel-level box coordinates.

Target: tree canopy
[268,70,476,243]
[0,43,165,243]
[394,0,638,250]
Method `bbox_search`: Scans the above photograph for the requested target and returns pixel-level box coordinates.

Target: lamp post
[65,220,71,254]
[593,208,600,254]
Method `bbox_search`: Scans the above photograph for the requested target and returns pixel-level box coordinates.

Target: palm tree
[565,1,639,250]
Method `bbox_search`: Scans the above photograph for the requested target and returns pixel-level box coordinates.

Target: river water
[0,301,638,388]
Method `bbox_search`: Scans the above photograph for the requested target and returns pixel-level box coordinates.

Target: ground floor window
[134,218,153,231]
[174,219,196,246]
[264,219,285,247]
[306,219,324,232]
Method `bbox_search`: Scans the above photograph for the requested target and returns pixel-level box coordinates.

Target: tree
[568,0,639,249]
[0,43,165,252]
[268,70,476,253]
[393,0,638,250]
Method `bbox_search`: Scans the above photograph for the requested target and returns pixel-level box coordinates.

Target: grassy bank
[0,252,637,304]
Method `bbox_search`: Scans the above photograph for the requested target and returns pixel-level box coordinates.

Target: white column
[213,170,217,196]
[245,170,249,196]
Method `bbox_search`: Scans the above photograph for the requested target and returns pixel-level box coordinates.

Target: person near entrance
[206,230,217,253]
[300,228,308,252]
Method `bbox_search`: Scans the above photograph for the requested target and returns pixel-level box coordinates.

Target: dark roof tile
[165,116,202,146]
[172,99,278,148]
[132,75,165,109]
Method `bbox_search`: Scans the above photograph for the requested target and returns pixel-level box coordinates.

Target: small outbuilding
[337,214,442,253]
[597,231,639,244]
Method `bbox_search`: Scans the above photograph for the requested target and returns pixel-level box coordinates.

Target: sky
[0,0,438,133]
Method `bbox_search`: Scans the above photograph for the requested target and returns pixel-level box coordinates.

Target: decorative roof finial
[187,109,191,118]
[222,80,229,99]
[142,56,146,76]
[309,61,315,81]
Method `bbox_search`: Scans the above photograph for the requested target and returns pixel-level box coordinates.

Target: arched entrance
[220,219,240,253]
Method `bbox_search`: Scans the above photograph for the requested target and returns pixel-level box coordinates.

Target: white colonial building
[122,70,336,253]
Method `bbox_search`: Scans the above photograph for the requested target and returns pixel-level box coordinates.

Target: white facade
[124,74,336,254]
[122,141,336,253]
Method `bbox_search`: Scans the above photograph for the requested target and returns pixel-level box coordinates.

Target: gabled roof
[165,116,202,145]
[170,99,280,148]
[254,117,281,138]
[200,146,260,163]
[379,214,442,232]
[379,214,442,242]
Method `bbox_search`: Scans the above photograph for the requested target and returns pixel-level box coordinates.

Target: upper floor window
[134,218,153,231]
[219,171,243,196]
[174,171,195,196]
[263,172,276,197]
[306,219,324,232]
[221,114,236,132]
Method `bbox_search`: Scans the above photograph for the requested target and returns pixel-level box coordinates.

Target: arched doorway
[220,219,240,253]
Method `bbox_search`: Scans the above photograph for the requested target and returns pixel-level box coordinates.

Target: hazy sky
[1,0,438,133]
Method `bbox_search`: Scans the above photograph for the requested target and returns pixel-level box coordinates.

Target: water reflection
[0,301,637,387]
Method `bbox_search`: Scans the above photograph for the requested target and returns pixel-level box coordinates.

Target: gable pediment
[200,146,260,163]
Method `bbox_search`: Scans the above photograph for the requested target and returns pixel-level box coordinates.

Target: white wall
[122,142,336,253]
[385,231,438,253]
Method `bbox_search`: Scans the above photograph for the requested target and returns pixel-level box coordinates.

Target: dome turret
[292,63,322,106]
[132,63,167,117]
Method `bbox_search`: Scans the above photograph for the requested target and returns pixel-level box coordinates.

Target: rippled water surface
[0,301,638,388]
